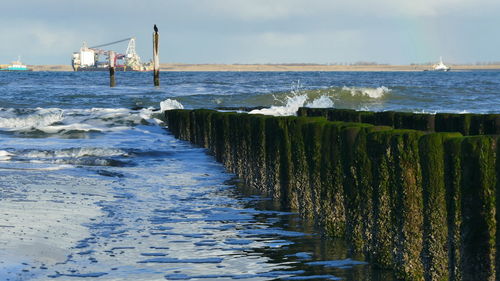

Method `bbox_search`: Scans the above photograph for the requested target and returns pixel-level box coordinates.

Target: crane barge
[71,37,151,71]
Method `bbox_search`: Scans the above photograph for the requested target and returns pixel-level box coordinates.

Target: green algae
[298,108,499,136]
[366,130,396,270]
[163,108,500,281]
[460,136,497,281]
[419,132,462,281]
[390,130,425,280]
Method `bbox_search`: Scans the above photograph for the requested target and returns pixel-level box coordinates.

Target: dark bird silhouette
[154,24,158,33]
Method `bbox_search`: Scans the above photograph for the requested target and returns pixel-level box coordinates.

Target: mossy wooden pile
[297,107,500,135]
[162,109,499,281]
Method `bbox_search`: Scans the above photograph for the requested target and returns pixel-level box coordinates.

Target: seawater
[0,71,499,281]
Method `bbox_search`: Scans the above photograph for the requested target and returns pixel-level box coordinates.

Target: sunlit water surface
[1,71,499,280]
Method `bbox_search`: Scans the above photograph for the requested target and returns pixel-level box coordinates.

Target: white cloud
[259,32,307,47]
[0,20,108,63]
[1,0,500,64]
[192,0,499,20]
[195,0,303,20]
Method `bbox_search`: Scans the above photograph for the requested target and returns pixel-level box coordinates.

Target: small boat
[0,57,31,71]
[432,57,450,72]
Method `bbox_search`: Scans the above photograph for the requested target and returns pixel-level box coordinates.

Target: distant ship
[0,57,31,71]
[432,57,451,72]
[72,38,151,71]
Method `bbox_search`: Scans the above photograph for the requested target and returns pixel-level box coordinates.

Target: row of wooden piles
[162,108,499,281]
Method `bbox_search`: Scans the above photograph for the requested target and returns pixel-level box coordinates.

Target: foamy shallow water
[6,70,498,280]
[0,105,387,280]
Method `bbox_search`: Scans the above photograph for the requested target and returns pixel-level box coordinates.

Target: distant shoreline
[26,63,500,72]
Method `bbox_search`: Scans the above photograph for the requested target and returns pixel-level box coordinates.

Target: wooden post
[109,51,116,87]
[153,24,160,87]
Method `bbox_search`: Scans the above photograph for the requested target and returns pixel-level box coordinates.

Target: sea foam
[341,86,390,99]
[306,95,335,108]
[160,99,184,112]
[249,94,334,116]
[0,107,152,135]
[249,81,334,116]
[22,147,128,159]
[0,150,13,161]
[249,94,311,116]
[248,82,391,116]
[0,110,63,131]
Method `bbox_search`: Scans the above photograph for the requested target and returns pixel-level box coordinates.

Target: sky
[1,0,500,65]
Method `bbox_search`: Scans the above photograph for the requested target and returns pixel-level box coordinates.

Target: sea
[0,70,499,281]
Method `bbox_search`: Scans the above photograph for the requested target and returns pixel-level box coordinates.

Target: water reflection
[226,179,397,281]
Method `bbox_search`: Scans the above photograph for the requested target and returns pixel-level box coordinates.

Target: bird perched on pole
[153,24,160,86]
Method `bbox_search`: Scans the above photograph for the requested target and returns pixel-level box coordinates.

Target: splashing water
[306,95,335,108]
[160,99,184,112]
[250,81,334,116]
[0,109,64,131]
[0,150,13,161]
[341,86,390,99]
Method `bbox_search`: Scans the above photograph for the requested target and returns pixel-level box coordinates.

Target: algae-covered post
[109,51,116,87]
[163,109,500,280]
[153,24,160,87]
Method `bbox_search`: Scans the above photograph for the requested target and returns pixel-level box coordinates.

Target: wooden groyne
[297,107,500,135]
[162,108,499,281]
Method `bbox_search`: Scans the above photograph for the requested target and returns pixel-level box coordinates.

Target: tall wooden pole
[109,51,116,87]
[153,25,160,87]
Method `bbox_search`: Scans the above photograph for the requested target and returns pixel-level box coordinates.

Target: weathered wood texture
[297,107,500,135]
[162,109,499,281]
[153,27,160,87]
[109,51,116,87]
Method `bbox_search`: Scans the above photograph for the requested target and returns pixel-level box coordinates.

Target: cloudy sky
[1,0,499,65]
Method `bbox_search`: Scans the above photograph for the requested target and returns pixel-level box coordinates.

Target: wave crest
[0,107,154,135]
[22,147,128,159]
[5,147,130,167]
[341,86,390,99]
[0,150,13,161]
[0,110,63,131]
[249,83,390,116]
[160,99,184,112]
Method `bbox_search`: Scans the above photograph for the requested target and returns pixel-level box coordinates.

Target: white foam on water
[4,147,130,167]
[0,107,153,134]
[0,110,63,131]
[160,99,184,112]
[306,95,335,108]
[248,84,389,117]
[250,94,307,116]
[0,150,13,161]
[0,165,72,171]
[250,94,334,116]
[22,147,127,159]
[413,109,437,114]
[248,81,338,116]
[49,158,117,166]
[0,173,111,279]
[341,86,390,99]
[138,107,157,120]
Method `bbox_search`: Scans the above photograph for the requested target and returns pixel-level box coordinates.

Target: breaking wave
[4,147,130,167]
[22,147,128,159]
[249,94,333,116]
[0,107,153,135]
[249,83,389,116]
[0,109,64,131]
[340,86,390,99]
[0,150,13,161]
[307,95,335,108]
[160,99,184,112]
